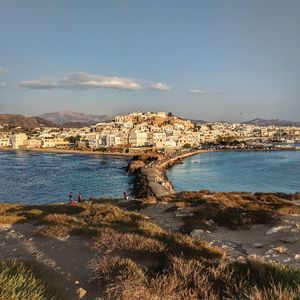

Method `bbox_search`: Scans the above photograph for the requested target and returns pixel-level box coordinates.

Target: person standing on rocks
[69,192,77,205]
[123,190,129,200]
[77,193,83,203]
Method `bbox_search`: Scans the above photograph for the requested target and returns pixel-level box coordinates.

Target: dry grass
[0,203,83,225]
[90,228,166,258]
[90,255,300,300]
[0,202,221,260]
[0,259,65,300]
[1,201,299,299]
[162,191,300,232]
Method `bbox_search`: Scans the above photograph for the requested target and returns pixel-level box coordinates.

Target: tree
[182,143,191,149]
[67,135,81,144]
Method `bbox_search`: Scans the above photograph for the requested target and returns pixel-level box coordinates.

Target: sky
[0,0,299,122]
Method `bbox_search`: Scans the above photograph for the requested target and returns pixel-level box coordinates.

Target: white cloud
[0,66,9,75]
[149,82,171,91]
[19,71,171,92]
[189,89,228,95]
[189,89,207,94]
[0,80,5,86]
[19,71,142,90]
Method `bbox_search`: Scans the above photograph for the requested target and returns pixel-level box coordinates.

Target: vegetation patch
[0,259,64,300]
[90,255,300,300]
[161,191,300,232]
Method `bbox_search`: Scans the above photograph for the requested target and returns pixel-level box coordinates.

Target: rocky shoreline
[126,150,210,199]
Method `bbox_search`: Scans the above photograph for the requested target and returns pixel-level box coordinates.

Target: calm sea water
[167,151,300,193]
[0,151,131,204]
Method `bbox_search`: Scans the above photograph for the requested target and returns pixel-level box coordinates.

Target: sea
[0,151,132,204]
[1,149,299,205]
[167,150,300,194]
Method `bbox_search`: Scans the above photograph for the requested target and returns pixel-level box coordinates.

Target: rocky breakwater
[126,153,176,199]
[127,150,205,200]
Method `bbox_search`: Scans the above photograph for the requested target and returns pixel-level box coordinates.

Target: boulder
[275,246,288,254]
[279,236,299,243]
[175,212,194,218]
[76,287,87,299]
[265,225,291,235]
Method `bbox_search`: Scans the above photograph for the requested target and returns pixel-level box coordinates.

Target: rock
[175,212,194,218]
[295,254,300,260]
[247,254,259,260]
[190,229,205,239]
[279,236,299,243]
[56,235,70,241]
[221,245,231,250]
[252,243,263,248]
[233,241,243,246]
[275,246,288,254]
[74,280,80,285]
[265,249,275,255]
[265,225,291,235]
[237,256,246,263]
[205,219,215,226]
[266,246,288,256]
[76,287,87,299]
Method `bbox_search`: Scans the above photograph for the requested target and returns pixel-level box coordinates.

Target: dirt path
[0,223,99,300]
[141,202,184,232]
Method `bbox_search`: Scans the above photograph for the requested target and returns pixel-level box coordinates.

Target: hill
[0,114,56,128]
[244,118,300,127]
[39,111,111,126]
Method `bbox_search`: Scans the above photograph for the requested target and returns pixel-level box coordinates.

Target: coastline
[129,148,300,199]
[0,147,138,157]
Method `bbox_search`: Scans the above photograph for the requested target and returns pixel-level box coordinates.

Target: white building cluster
[0,112,299,150]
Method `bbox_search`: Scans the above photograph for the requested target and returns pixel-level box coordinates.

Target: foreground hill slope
[0,198,299,299]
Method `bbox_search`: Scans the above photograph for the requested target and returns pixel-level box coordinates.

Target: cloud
[19,71,142,90]
[0,66,9,75]
[19,71,171,92]
[189,89,228,95]
[149,82,171,91]
[189,89,207,94]
[0,80,6,86]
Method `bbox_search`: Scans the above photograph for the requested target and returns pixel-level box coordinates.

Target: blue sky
[0,0,299,121]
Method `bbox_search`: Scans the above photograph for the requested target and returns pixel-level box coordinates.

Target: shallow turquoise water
[0,151,131,204]
[166,151,300,193]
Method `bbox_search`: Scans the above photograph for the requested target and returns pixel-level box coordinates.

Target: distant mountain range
[1,113,299,129]
[243,118,300,127]
[39,111,111,127]
[0,114,55,129]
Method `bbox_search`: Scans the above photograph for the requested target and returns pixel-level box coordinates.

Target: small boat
[100,161,107,166]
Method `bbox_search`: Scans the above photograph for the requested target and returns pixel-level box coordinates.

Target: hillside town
[0,111,299,151]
